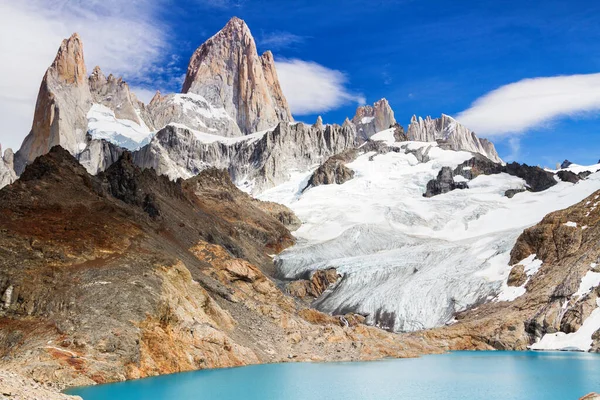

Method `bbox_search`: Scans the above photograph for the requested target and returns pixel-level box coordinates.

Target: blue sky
[1,0,600,167]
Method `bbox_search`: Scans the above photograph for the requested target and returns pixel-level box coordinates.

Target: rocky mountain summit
[2,17,508,197]
[352,99,396,141]
[181,17,292,136]
[14,33,92,175]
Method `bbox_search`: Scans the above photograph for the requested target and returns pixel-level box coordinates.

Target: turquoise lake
[66,351,600,399]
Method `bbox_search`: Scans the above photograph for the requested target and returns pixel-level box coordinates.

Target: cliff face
[352,99,396,141]
[181,17,293,136]
[407,114,502,163]
[0,147,434,388]
[133,121,357,193]
[14,33,92,174]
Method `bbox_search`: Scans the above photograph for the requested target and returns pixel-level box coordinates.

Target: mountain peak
[181,17,292,135]
[223,16,250,32]
[50,32,87,86]
[352,98,396,141]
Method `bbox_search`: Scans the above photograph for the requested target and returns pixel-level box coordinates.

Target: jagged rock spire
[352,98,396,141]
[50,33,87,85]
[14,33,93,174]
[181,17,293,136]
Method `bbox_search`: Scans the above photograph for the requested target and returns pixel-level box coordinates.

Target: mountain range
[1,16,600,396]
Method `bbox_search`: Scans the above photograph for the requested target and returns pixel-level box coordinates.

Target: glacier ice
[260,139,600,332]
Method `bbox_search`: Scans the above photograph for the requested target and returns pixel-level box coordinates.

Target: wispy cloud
[275,59,365,115]
[258,31,307,50]
[0,0,174,150]
[456,73,600,137]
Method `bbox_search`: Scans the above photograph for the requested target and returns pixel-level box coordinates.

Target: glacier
[259,132,600,332]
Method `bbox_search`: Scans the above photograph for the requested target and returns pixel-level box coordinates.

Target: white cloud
[259,31,306,50]
[456,73,600,137]
[275,59,365,116]
[0,0,170,150]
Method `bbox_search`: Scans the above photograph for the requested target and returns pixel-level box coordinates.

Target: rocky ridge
[424,154,558,197]
[407,114,502,163]
[133,121,357,193]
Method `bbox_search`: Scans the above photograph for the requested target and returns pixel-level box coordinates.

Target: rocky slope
[415,188,600,352]
[0,146,435,389]
[407,114,502,163]
[181,17,292,136]
[0,371,80,400]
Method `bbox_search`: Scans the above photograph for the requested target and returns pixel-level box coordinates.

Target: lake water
[66,351,600,400]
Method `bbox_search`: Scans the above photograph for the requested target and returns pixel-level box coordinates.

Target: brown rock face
[507,264,527,287]
[14,33,93,174]
[287,268,341,300]
[181,17,293,136]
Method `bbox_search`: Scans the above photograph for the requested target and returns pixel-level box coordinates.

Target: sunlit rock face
[181,17,293,136]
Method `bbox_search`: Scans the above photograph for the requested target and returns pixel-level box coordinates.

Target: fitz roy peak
[181,16,293,136]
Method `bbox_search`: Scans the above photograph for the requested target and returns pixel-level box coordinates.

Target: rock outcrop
[303,149,358,190]
[134,121,357,193]
[407,114,502,163]
[352,99,396,141]
[287,268,341,300]
[0,147,16,189]
[181,17,293,136]
[0,146,435,388]
[14,33,92,174]
[424,154,557,197]
[423,166,469,197]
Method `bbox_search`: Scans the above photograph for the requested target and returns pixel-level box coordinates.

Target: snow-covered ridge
[87,104,153,150]
[260,134,600,333]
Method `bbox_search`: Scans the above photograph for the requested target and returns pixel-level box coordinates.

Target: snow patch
[530,298,600,352]
[564,221,578,228]
[572,270,600,301]
[87,104,153,150]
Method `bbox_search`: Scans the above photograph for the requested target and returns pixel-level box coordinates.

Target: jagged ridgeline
[1,17,501,192]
